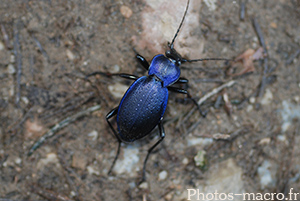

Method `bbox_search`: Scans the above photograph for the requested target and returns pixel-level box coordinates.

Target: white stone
[261,88,273,105]
[113,145,139,176]
[158,170,168,180]
[187,137,213,147]
[87,130,98,141]
[87,165,100,176]
[7,64,15,74]
[257,160,277,189]
[108,82,128,98]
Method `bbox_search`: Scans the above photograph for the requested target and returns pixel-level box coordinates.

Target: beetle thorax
[148,54,181,87]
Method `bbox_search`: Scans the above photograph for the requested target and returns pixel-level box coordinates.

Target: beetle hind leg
[106,106,122,175]
[141,121,165,183]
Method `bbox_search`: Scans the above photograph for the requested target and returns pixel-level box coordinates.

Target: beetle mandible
[91,0,228,182]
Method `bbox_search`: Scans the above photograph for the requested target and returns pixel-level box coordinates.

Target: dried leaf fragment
[231,47,264,76]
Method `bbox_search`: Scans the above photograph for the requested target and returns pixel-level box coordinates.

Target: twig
[31,34,50,62]
[27,104,101,156]
[1,24,11,49]
[7,107,34,133]
[57,148,82,200]
[197,80,236,105]
[240,0,247,21]
[195,127,246,140]
[285,48,300,65]
[253,18,267,53]
[178,80,236,128]
[31,185,73,201]
[195,133,231,140]
[252,17,269,98]
[13,20,22,106]
[193,78,224,83]
[39,91,95,121]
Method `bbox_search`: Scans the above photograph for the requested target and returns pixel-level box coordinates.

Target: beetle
[89,0,227,182]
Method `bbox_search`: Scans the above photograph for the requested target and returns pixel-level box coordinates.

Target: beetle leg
[116,73,139,80]
[141,121,165,183]
[86,72,139,81]
[168,86,207,117]
[167,86,187,94]
[176,77,189,84]
[106,106,122,175]
[136,54,150,70]
[133,48,150,70]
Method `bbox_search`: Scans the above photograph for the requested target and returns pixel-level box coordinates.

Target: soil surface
[0,0,300,201]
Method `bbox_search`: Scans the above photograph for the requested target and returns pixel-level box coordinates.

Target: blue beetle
[88,0,228,182]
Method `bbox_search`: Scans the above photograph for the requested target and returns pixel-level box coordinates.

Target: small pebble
[113,146,139,176]
[164,192,173,200]
[9,86,14,96]
[108,82,128,98]
[277,135,287,142]
[66,49,75,60]
[194,150,206,168]
[21,96,29,105]
[261,88,273,105]
[7,64,15,74]
[72,153,88,170]
[70,191,76,198]
[249,97,256,104]
[88,130,98,141]
[120,5,133,18]
[139,182,148,189]
[246,105,253,112]
[182,157,189,165]
[83,60,89,66]
[10,55,15,63]
[270,22,277,29]
[87,166,100,175]
[37,153,60,170]
[258,137,271,145]
[111,64,120,73]
[257,160,276,188]
[203,0,217,11]
[15,157,22,165]
[158,170,168,181]
[129,182,136,189]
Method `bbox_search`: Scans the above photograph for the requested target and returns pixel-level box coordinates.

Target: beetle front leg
[86,72,139,81]
[133,48,150,70]
[106,106,122,175]
[176,77,189,84]
[141,121,165,183]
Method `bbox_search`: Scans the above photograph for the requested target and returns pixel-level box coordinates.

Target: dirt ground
[0,0,300,201]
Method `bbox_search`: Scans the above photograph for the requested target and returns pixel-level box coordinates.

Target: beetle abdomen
[117,76,168,142]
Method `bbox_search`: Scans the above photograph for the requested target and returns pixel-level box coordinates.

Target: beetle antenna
[183,58,232,63]
[169,0,190,49]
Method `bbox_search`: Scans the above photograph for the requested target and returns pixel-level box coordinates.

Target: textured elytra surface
[117,76,168,142]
